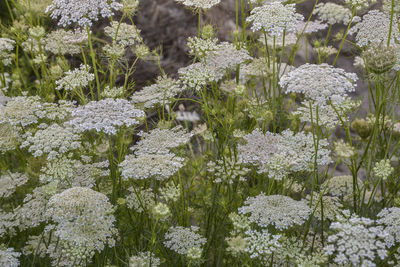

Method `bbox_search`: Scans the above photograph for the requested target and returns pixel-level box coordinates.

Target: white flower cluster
[174,0,220,9]
[207,157,249,184]
[238,129,331,177]
[307,195,343,221]
[39,156,108,188]
[55,64,94,91]
[0,210,17,238]
[246,2,304,36]
[0,38,15,66]
[205,42,252,71]
[104,21,141,47]
[0,96,42,127]
[160,182,181,202]
[130,75,182,109]
[44,28,87,55]
[293,97,361,130]
[164,226,207,255]
[377,207,400,247]
[296,20,328,34]
[20,123,81,159]
[129,251,160,267]
[349,10,400,47]
[125,187,155,213]
[240,57,271,79]
[238,193,311,230]
[119,153,185,180]
[0,246,20,267]
[101,86,124,98]
[0,172,29,198]
[334,139,357,160]
[0,122,19,153]
[373,159,394,180]
[314,3,352,25]
[322,175,361,199]
[324,213,390,266]
[69,98,145,135]
[280,63,358,105]
[178,62,221,91]
[187,36,219,59]
[46,187,117,265]
[132,126,193,155]
[244,229,281,262]
[46,0,122,27]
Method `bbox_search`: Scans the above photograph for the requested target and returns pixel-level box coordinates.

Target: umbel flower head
[314,3,352,25]
[164,226,207,255]
[246,2,304,36]
[45,187,117,265]
[69,98,145,135]
[0,38,15,66]
[324,212,390,266]
[132,126,193,155]
[46,0,122,27]
[119,153,185,180]
[349,10,400,47]
[0,246,20,267]
[175,0,221,9]
[279,63,358,105]
[238,193,311,230]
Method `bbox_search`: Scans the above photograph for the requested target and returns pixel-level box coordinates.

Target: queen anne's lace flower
[130,76,182,109]
[244,229,281,262]
[322,175,361,199]
[324,213,390,267]
[0,246,20,267]
[373,159,394,180]
[129,251,160,267]
[104,21,141,47]
[238,193,311,230]
[46,0,122,27]
[178,62,222,91]
[69,98,145,135]
[44,28,87,55]
[164,226,207,255]
[119,153,185,180]
[314,3,352,25]
[0,38,15,66]
[187,36,219,59]
[20,123,81,160]
[55,64,94,91]
[39,157,108,188]
[349,10,400,47]
[238,129,331,178]
[246,2,304,36]
[293,98,361,130]
[377,207,400,247]
[279,63,358,105]
[125,187,155,212]
[132,126,192,155]
[205,42,252,71]
[175,0,220,9]
[46,187,117,266]
[0,172,29,198]
[0,96,42,127]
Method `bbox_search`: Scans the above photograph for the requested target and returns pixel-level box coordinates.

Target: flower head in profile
[45,187,117,266]
[69,98,145,135]
[175,0,220,9]
[246,2,304,36]
[164,226,207,255]
[46,0,122,27]
[279,63,358,105]
[238,193,311,230]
